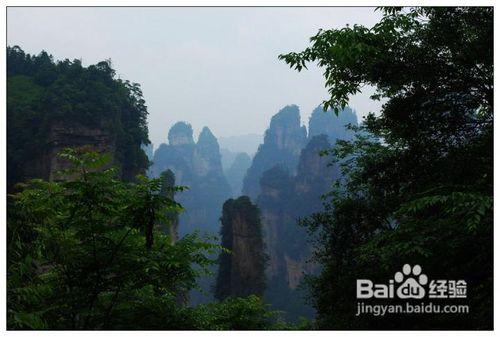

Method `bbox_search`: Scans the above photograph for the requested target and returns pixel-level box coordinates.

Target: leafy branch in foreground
[285,7,493,329]
[8,148,298,330]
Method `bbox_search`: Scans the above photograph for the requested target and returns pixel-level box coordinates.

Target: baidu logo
[394,264,428,299]
[356,264,466,300]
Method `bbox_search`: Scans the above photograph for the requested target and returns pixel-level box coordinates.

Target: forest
[7,7,493,330]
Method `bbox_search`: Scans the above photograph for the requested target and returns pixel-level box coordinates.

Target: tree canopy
[7,46,150,187]
[7,148,290,330]
[280,7,493,329]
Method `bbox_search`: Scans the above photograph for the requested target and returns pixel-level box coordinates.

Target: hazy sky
[8,7,383,147]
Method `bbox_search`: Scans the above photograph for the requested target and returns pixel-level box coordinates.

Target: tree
[7,46,150,189]
[280,7,492,329]
[7,148,216,329]
[8,148,292,330]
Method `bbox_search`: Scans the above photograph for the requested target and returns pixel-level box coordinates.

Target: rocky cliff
[257,135,338,320]
[215,196,267,300]
[150,122,231,236]
[19,121,116,183]
[308,105,358,143]
[242,105,307,200]
[220,148,238,171]
[225,152,252,197]
[193,127,224,177]
[257,165,294,283]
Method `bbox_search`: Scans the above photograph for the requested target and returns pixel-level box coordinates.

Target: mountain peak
[308,105,358,142]
[198,126,217,145]
[269,104,301,129]
[168,121,194,145]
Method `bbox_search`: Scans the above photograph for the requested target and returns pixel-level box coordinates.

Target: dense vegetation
[7,46,150,187]
[7,149,288,330]
[280,7,493,329]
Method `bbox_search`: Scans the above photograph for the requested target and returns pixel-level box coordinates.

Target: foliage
[7,46,150,188]
[194,295,281,330]
[8,149,293,330]
[7,148,215,329]
[282,7,493,329]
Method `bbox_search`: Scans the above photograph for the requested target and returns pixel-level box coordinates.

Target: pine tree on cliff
[215,196,267,301]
